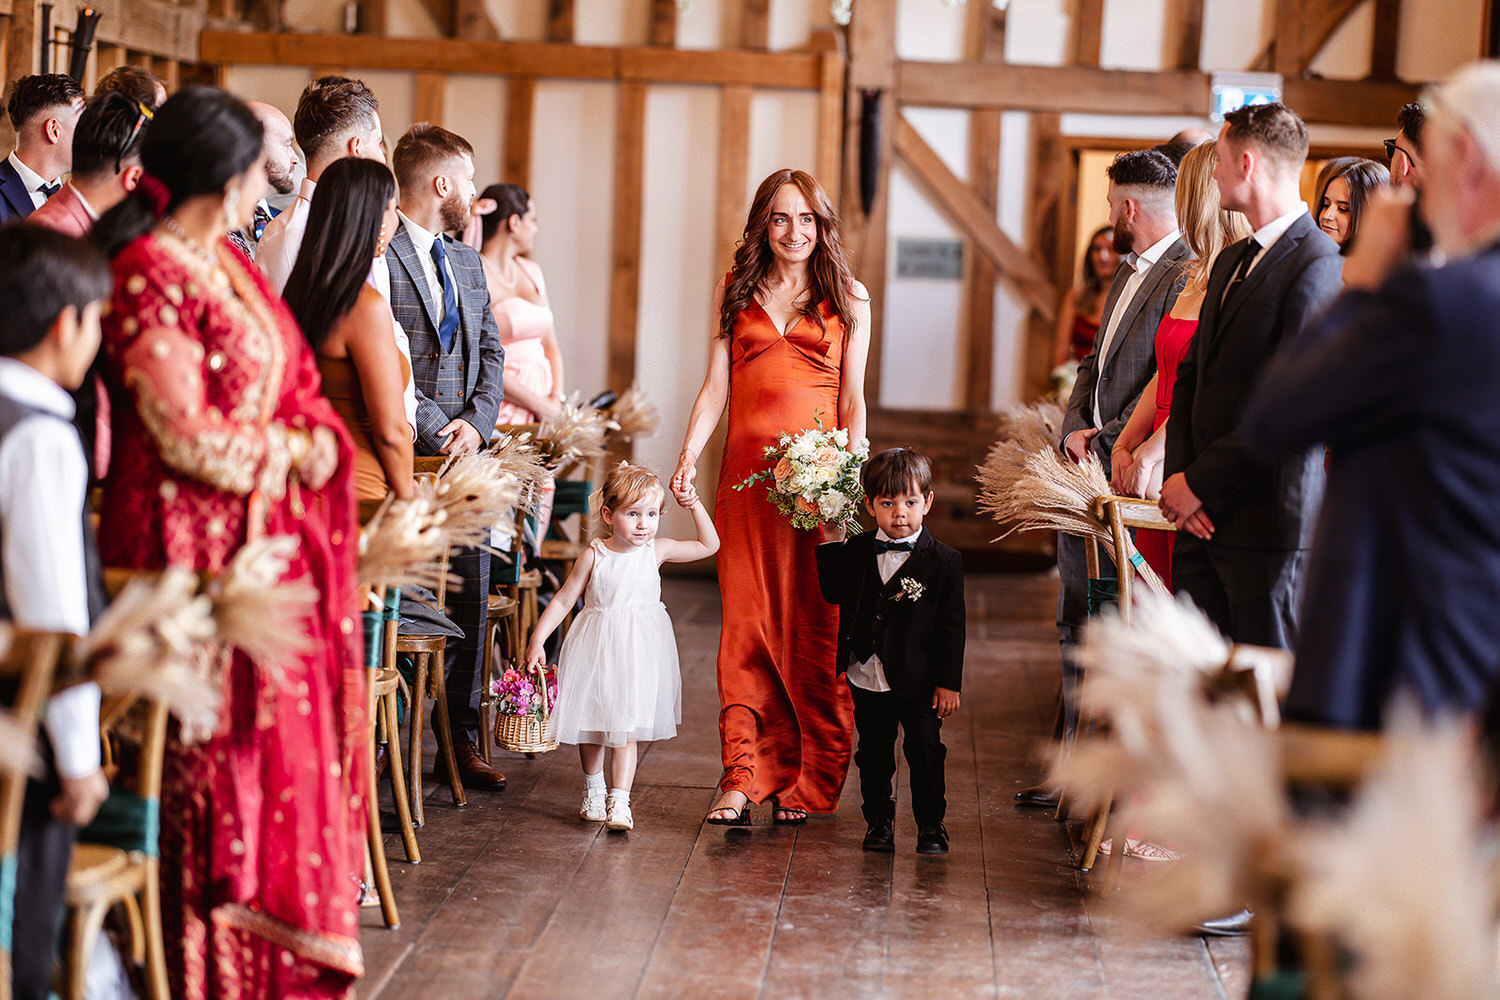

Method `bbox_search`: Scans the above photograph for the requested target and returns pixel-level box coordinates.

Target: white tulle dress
[547,538,682,747]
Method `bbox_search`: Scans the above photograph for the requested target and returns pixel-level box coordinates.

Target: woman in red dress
[92,87,365,999]
[1050,225,1120,367]
[672,169,870,825]
[1110,140,1251,587]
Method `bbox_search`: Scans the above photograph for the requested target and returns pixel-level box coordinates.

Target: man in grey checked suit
[1161,102,1343,652]
[387,123,509,789]
[1017,149,1187,806]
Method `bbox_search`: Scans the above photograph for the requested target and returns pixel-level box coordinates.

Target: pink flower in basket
[492,666,558,717]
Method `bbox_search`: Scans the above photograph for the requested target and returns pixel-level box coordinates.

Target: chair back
[0,630,70,992]
[79,695,169,859]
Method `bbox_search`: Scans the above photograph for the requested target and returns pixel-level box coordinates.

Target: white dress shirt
[7,151,58,210]
[845,528,924,693]
[0,358,100,779]
[1092,228,1180,428]
[397,211,456,328]
[256,175,314,295]
[1245,204,1309,276]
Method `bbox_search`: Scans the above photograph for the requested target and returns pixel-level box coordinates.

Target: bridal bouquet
[734,415,870,533]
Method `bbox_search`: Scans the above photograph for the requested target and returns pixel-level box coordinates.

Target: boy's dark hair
[862,448,934,499]
[5,73,84,131]
[94,65,165,110]
[0,225,110,357]
[1397,101,1427,150]
[72,92,149,180]
[1223,101,1309,170]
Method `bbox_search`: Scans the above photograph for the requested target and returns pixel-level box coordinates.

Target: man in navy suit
[1160,102,1343,651]
[0,74,84,223]
[1242,64,1500,730]
[386,123,508,789]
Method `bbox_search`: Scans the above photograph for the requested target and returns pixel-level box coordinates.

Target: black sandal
[706,792,752,826]
[771,801,808,825]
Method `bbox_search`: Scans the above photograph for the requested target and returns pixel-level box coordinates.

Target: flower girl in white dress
[526,462,719,831]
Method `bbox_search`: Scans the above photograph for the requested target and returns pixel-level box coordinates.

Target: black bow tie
[873,538,915,554]
[38,181,60,198]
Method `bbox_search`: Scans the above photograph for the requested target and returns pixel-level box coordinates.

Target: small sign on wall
[1210,71,1284,122]
[896,238,965,280]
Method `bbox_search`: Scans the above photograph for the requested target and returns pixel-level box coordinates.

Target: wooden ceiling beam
[649,0,676,47]
[199,30,822,89]
[1370,0,1401,80]
[1072,0,1104,66]
[1250,0,1364,75]
[1170,0,1205,70]
[546,0,573,43]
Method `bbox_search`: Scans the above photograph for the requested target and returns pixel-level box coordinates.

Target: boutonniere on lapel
[891,577,925,602]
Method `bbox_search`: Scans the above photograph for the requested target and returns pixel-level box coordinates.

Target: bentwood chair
[0,630,69,1000]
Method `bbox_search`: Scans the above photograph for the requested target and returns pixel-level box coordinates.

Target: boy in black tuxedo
[816,449,965,854]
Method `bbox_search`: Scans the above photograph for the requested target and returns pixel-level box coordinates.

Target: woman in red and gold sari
[92,87,365,999]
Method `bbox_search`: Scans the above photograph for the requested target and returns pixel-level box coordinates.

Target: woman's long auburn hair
[719,169,857,341]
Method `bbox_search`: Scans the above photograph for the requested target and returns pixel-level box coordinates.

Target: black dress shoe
[862,820,895,853]
[916,824,949,854]
[1193,908,1253,937]
[1014,785,1061,808]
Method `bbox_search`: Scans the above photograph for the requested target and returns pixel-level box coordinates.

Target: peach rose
[796,495,819,514]
[773,456,794,484]
[813,445,840,468]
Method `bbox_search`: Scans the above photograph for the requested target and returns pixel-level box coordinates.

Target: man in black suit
[816,449,965,855]
[1025,150,1186,808]
[387,123,508,789]
[0,74,84,223]
[1241,65,1500,729]
[1159,103,1344,649]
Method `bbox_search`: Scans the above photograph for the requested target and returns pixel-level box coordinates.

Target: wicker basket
[493,664,559,754]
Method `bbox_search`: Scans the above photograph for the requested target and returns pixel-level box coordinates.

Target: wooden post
[5,0,38,85]
[649,0,676,47]
[1370,0,1401,80]
[504,76,535,189]
[842,0,897,410]
[414,71,446,125]
[607,81,647,419]
[815,51,843,207]
[1072,0,1104,67]
[1028,113,1066,398]
[741,0,770,51]
[361,0,388,36]
[454,0,499,41]
[1274,0,1305,77]
[716,84,751,271]
[546,0,573,43]
[963,0,1005,413]
[1170,0,1204,70]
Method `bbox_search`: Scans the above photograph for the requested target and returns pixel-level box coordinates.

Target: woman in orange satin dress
[673,169,870,825]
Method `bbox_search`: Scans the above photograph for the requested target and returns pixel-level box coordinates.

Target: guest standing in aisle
[673,168,870,825]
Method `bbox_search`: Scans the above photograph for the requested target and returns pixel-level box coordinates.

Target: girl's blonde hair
[1175,140,1252,295]
[593,462,665,531]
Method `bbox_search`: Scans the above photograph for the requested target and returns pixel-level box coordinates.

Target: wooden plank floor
[359,572,1249,999]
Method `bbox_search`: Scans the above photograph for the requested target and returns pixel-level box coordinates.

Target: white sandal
[580,786,607,822]
[605,793,633,832]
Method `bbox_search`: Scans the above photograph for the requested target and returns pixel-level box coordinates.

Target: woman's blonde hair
[1174,140,1252,294]
[593,462,665,531]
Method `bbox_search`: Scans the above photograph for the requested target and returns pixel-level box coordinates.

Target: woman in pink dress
[478,183,565,426]
[1110,140,1251,587]
[92,87,365,999]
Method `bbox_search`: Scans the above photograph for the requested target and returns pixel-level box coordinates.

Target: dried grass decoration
[358,494,452,594]
[536,397,612,471]
[418,451,526,554]
[975,400,1167,596]
[488,428,549,510]
[605,384,660,441]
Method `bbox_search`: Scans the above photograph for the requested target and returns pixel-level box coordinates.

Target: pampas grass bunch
[358,495,451,593]
[488,429,548,510]
[606,384,659,441]
[206,535,317,671]
[417,451,525,552]
[537,398,611,469]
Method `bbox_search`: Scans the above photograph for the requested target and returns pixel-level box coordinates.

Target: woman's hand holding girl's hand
[672,483,699,509]
[670,451,697,499]
[300,426,340,490]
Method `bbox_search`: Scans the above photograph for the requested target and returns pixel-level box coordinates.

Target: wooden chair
[478,590,520,766]
[59,693,170,1000]
[0,630,69,1000]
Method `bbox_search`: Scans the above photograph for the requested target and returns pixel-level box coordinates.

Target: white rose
[818,492,845,519]
[833,428,849,448]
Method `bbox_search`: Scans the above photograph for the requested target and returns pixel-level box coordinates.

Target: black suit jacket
[1241,242,1500,729]
[1164,212,1343,548]
[0,158,37,223]
[815,530,965,699]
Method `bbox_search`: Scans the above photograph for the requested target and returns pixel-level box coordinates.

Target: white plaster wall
[446,75,509,187]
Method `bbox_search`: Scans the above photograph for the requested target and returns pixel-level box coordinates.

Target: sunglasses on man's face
[1383,137,1415,166]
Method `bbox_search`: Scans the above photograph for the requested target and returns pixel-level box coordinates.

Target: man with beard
[228,100,297,260]
[386,122,508,790]
[1016,149,1188,808]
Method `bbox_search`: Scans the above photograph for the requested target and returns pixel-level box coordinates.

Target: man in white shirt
[0,226,111,1000]
[0,73,85,223]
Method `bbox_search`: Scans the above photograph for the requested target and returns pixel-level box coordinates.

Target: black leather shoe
[916,824,949,854]
[862,820,895,853]
[374,743,389,780]
[1014,785,1061,808]
[1193,908,1253,937]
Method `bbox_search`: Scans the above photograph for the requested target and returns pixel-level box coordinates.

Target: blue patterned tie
[430,235,460,352]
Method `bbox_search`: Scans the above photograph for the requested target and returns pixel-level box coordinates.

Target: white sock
[584,771,605,791]
[606,787,629,806]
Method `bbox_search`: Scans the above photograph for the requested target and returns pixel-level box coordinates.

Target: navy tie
[430,235,460,352]
[872,538,915,554]
[38,181,60,199]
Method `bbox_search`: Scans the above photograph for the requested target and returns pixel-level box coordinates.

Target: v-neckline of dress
[753,298,802,339]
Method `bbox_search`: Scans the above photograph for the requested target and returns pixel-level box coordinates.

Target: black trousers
[13,770,75,1000]
[849,682,946,828]
[1171,533,1307,649]
[441,546,490,745]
